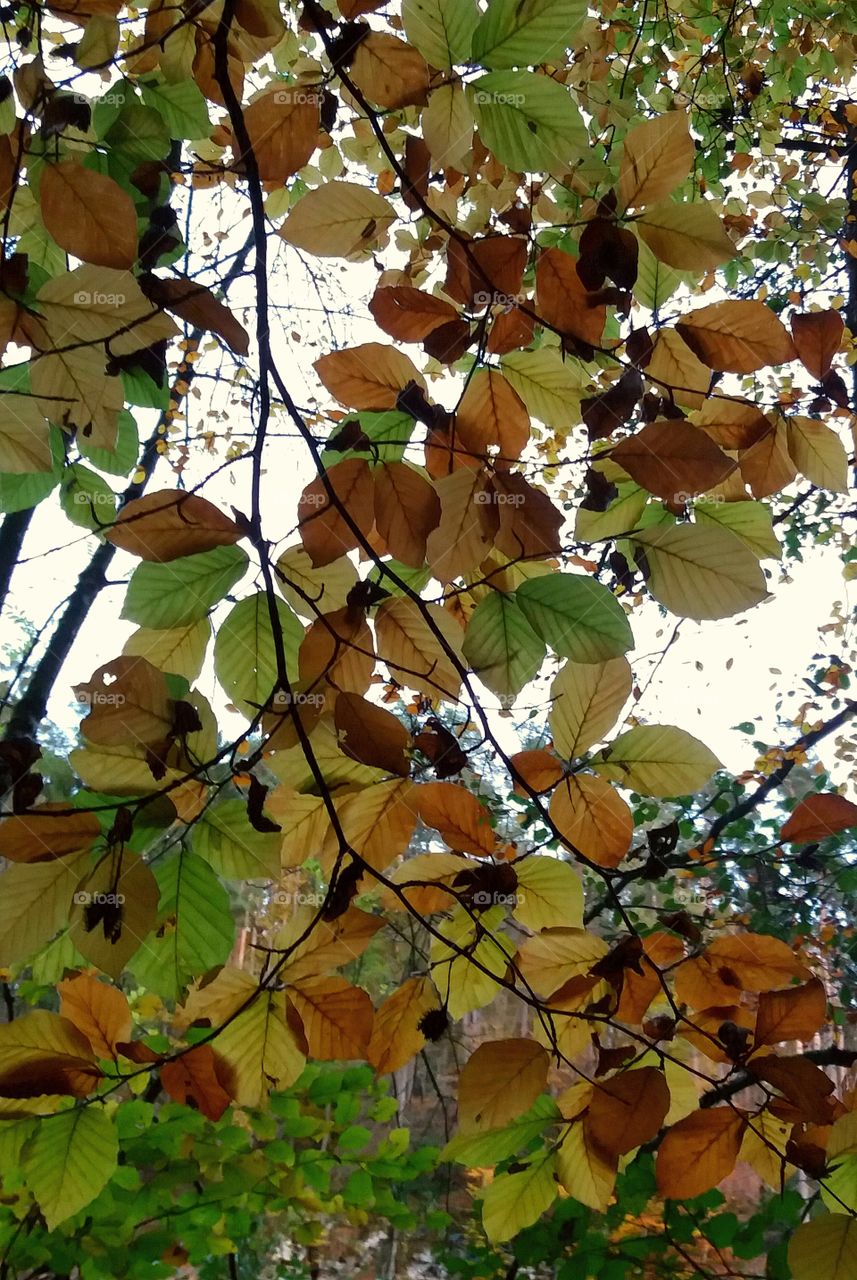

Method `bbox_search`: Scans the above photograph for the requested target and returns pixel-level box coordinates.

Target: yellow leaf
[788,1215,857,1280]
[280,181,396,257]
[549,775,633,867]
[619,112,694,210]
[0,1010,101,1098]
[376,597,464,700]
[631,524,768,620]
[516,927,608,997]
[637,201,738,271]
[481,1151,557,1243]
[513,855,583,931]
[458,1038,549,1133]
[0,853,89,965]
[786,417,849,493]
[592,723,721,797]
[556,1122,617,1210]
[550,657,631,759]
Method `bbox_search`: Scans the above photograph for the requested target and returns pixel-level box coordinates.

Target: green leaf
[192,799,280,879]
[631,524,768,620]
[23,1107,118,1230]
[402,0,479,69]
[471,0,586,69]
[574,482,648,543]
[632,235,690,310]
[463,591,545,698]
[60,464,117,533]
[516,575,633,663]
[592,724,721,797]
[443,1096,560,1166]
[481,1149,558,1243]
[0,425,63,514]
[692,500,782,561]
[141,78,211,139]
[214,591,303,716]
[78,409,139,476]
[500,348,582,430]
[468,72,587,174]
[130,851,234,1000]
[121,544,249,628]
[105,102,170,163]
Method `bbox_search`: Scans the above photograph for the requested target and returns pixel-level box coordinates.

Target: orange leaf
[509,749,564,796]
[369,286,458,341]
[40,162,137,269]
[314,343,425,410]
[415,781,495,856]
[704,932,811,992]
[587,1066,670,1156]
[161,1044,233,1121]
[297,458,375,568]
[372,461,440,568]
[790,310,843,380]
[241,87,319,182]
[58,973,132,1059]
[549,775,633,868]
[367,976,440,1073]
[780,793,857,844]
[288,977,374,1060]
[754,978,827,1047]
[536,247,606,348]
[458,1039,549,1134]
[106,490,242,562]
[676,300,796,374]
[656,1108,747,1198]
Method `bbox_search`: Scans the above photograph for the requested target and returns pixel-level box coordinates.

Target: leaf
[631,524,768,620]
[415,781,495,855]
[645,328,711,408]
[633,235,686,310]
[610,420,734,501]
[481,1151,557,1244]
[0,394,53,473]
[463,591,545,698]
[57,974,131,1059]
[69,850,160,979]
[282,181,396,257]
[516,927,608,997]
[755,978,827,1047]
[426,467,493,582]
[535,248,606,347]
[619,112,695,210]
[241,87,319,181]
[402,0,479,68]
[0,853,89,965]
[289,977,374,1060]
[40,161,137,269]
[456,368,530,462]
[130,852,234,1001]
[637,201,738,271]
[192,799,280,879]
[367,976,440,1073]
[280,907,386,984]
[334,692,410,776]
[509,749,564,796]
[373,461,440,567]
[739,416,797,498]
[0,805,101,863]
[587,1066,670,1156]
[23,1106,118,1230]
[704,932,810,991]
[37,266,178,358]
[60,464,117,533]
[160,1045,232,1121]
[276,544,358,617]
[315,343,424,410]
[297,457,375,567]
[375,596,464,700]
[677,300,797,373]
[108,489,242,561]
[516,575,633,663]
[556,1121,617,1210]
[781,792,857,844]
[550,657,632,758]
[471,0,585,69]
[75,656,172,748]
[459,1039,549,1133]
[501,348,582,430]
[513,855,583,930]
[791,310,843,380]
[148,277,249,354]
[214,592,303,716]
[421,82,474,168]
[693,499,781,561]
[121,544,249,628]
[656,1109,746,1199]
[140,77,210,138]
[443,1095,560,1165]
[469,71,587,174]
[369,285,459,341]
[592,724,721,797]
[212,986,307,1108]
[350,31,430,108]
[0,1011,101,1099]
[122,617,211,682]
[788,1215,857,1280]
[786,417,849,492]
[550,775,634,867]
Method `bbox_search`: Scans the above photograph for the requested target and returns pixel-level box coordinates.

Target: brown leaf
[692,397,770,449]
[486,304,535,355]
[458,1039,549,1133]
[738,418,797,498]
[489,472,563,560]
[298,457,374,567]
[241,87,319,181]
[161,1044,233,1121]
[143,277,249,355]
[0,1010,102,1100]
[780,793,857,844]
[748,1054,835,1124]
[586,1066,670,1156]
[422,317,474,364]
[610,419,734,500]
[618,112,695,211]
[577,219,639,291]
[75,656,172,748]
[456,369,530,463]
[535,248,607,348]
[372,461,440,567]
[366,976,440,1073]
[0,804,101,863]
[656,1108,747,1198]
[40,162,137,269]
[444,235,528,309]
[334,692,410,776]
[289,977,374,1060]
[582,369,643,441]
[791,310,843,380]
[369,286,459,341]
[299,604,375,695]
[314,343,424,410]
[415,781,495,855]
[755,978,827,1048]
[677,300,797,373]
[106,490,242,561]
[350,31,429,108]
[58,973,132,1059]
